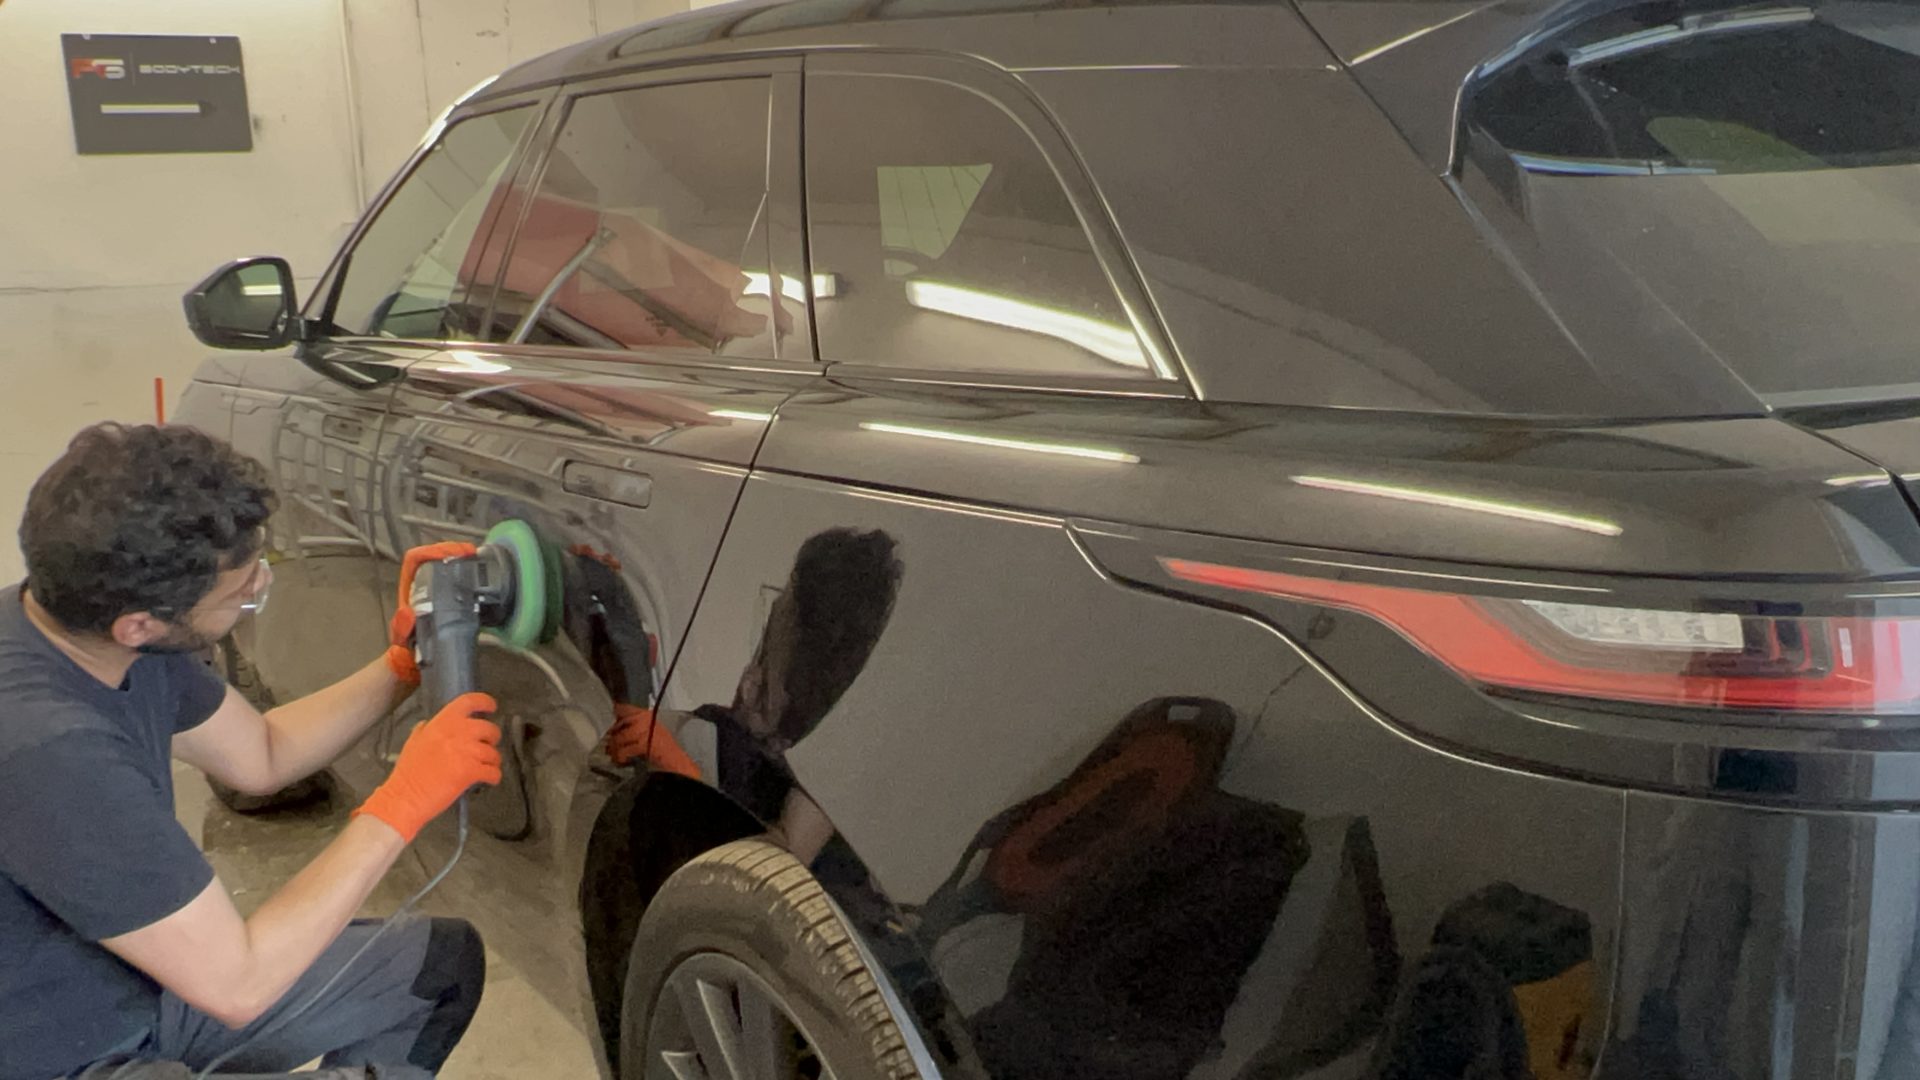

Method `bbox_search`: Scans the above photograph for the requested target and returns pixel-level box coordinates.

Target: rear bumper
[1600,792,1920,1080]
[1155,658,1920,1080]
[1316,747,1920,1080]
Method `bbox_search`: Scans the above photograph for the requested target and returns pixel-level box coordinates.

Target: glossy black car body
[179,0,1920,1076]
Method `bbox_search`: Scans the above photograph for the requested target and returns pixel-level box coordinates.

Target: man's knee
[405,918,486,1070]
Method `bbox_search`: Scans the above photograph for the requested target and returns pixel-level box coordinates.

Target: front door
[366,60,813,882]
[220,94,547,713]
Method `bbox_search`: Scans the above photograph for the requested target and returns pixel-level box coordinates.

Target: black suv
[180,0,1920,1076]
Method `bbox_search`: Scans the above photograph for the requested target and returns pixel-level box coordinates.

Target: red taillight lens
[1163,558,1920,714]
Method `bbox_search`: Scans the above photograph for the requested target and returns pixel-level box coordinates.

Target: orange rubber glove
[606,704,702,780]
[385,541,479,686]
[385,644,420,686]
[354,692,503,842]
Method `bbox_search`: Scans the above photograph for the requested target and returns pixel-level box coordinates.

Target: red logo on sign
[70,58,127,79]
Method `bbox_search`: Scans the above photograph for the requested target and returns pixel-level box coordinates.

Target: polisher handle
[419,559,484,715]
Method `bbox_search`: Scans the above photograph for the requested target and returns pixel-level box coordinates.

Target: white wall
[0,0,699,293]
[0,0,691,577]
[0,0,364,292]
[342,0,693,203]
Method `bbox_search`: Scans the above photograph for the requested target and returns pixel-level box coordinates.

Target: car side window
[806,73,1153,379]
[327,107,535,341]
[486,78,789,360]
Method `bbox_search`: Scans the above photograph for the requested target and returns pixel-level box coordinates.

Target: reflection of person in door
[579,529,901,1070]
[603,527,904,860]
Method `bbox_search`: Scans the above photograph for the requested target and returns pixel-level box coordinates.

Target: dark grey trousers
[71,916,484,1080]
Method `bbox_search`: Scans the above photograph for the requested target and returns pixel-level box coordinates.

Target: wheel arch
[579,771,762,1075]
[577,769,980,1080]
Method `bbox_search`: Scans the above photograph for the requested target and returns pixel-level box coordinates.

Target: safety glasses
[239,556,273,615]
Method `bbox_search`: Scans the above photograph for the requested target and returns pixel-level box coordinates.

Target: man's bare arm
[174,657,407,795]
[117,694,499,1028]
[101,815,406,1028]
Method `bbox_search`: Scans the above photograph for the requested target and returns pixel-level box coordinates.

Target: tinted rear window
[1476,3,1920,175]
[1465,1,1920,407]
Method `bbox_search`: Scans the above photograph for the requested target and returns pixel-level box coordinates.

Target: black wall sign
[62,34,252,155]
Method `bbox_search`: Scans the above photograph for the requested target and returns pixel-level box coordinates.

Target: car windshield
[1465,0,1920,407]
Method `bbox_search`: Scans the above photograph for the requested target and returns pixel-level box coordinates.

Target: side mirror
[183,257,302,350]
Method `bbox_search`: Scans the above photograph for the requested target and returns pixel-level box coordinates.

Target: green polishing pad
[483,519,548,650]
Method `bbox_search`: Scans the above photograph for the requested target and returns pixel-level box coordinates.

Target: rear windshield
[1476,2,1920,175]
[1466,1,1920,407]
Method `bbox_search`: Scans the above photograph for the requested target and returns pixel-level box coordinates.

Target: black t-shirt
[0,586,227,1080]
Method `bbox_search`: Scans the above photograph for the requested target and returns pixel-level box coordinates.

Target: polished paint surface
[173,1,1920,1077]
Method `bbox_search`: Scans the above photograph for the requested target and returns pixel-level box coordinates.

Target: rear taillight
[1163,558,1920,714]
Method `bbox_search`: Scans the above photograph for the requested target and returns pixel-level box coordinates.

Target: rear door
[653,54,1353,1078]
[373,61,815,840]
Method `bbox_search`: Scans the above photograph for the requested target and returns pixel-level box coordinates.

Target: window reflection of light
[1826,473,1893,488]
[1292,475,1623,536]
[862,421,1139,463]
[1350,5,1486,65]
[430,349,512,375]
[743,273,840,301]
[241,283,284,296]
[1565,7,1814,68]
[709,409,775,423]
[902,281,1148,370]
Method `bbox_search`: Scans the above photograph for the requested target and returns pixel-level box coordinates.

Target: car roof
[477,0,1344,96]
[471,0,1611,172]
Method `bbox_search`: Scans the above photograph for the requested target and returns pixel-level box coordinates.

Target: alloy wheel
[646,953,841,1080]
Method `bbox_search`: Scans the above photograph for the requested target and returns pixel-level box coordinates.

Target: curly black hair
[20,423,277,634]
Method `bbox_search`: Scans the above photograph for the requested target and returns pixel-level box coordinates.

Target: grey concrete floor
[174,763,604,1079]
[4,285,603,1077]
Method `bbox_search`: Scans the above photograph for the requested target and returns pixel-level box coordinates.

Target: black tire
[620,839,922,1080]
